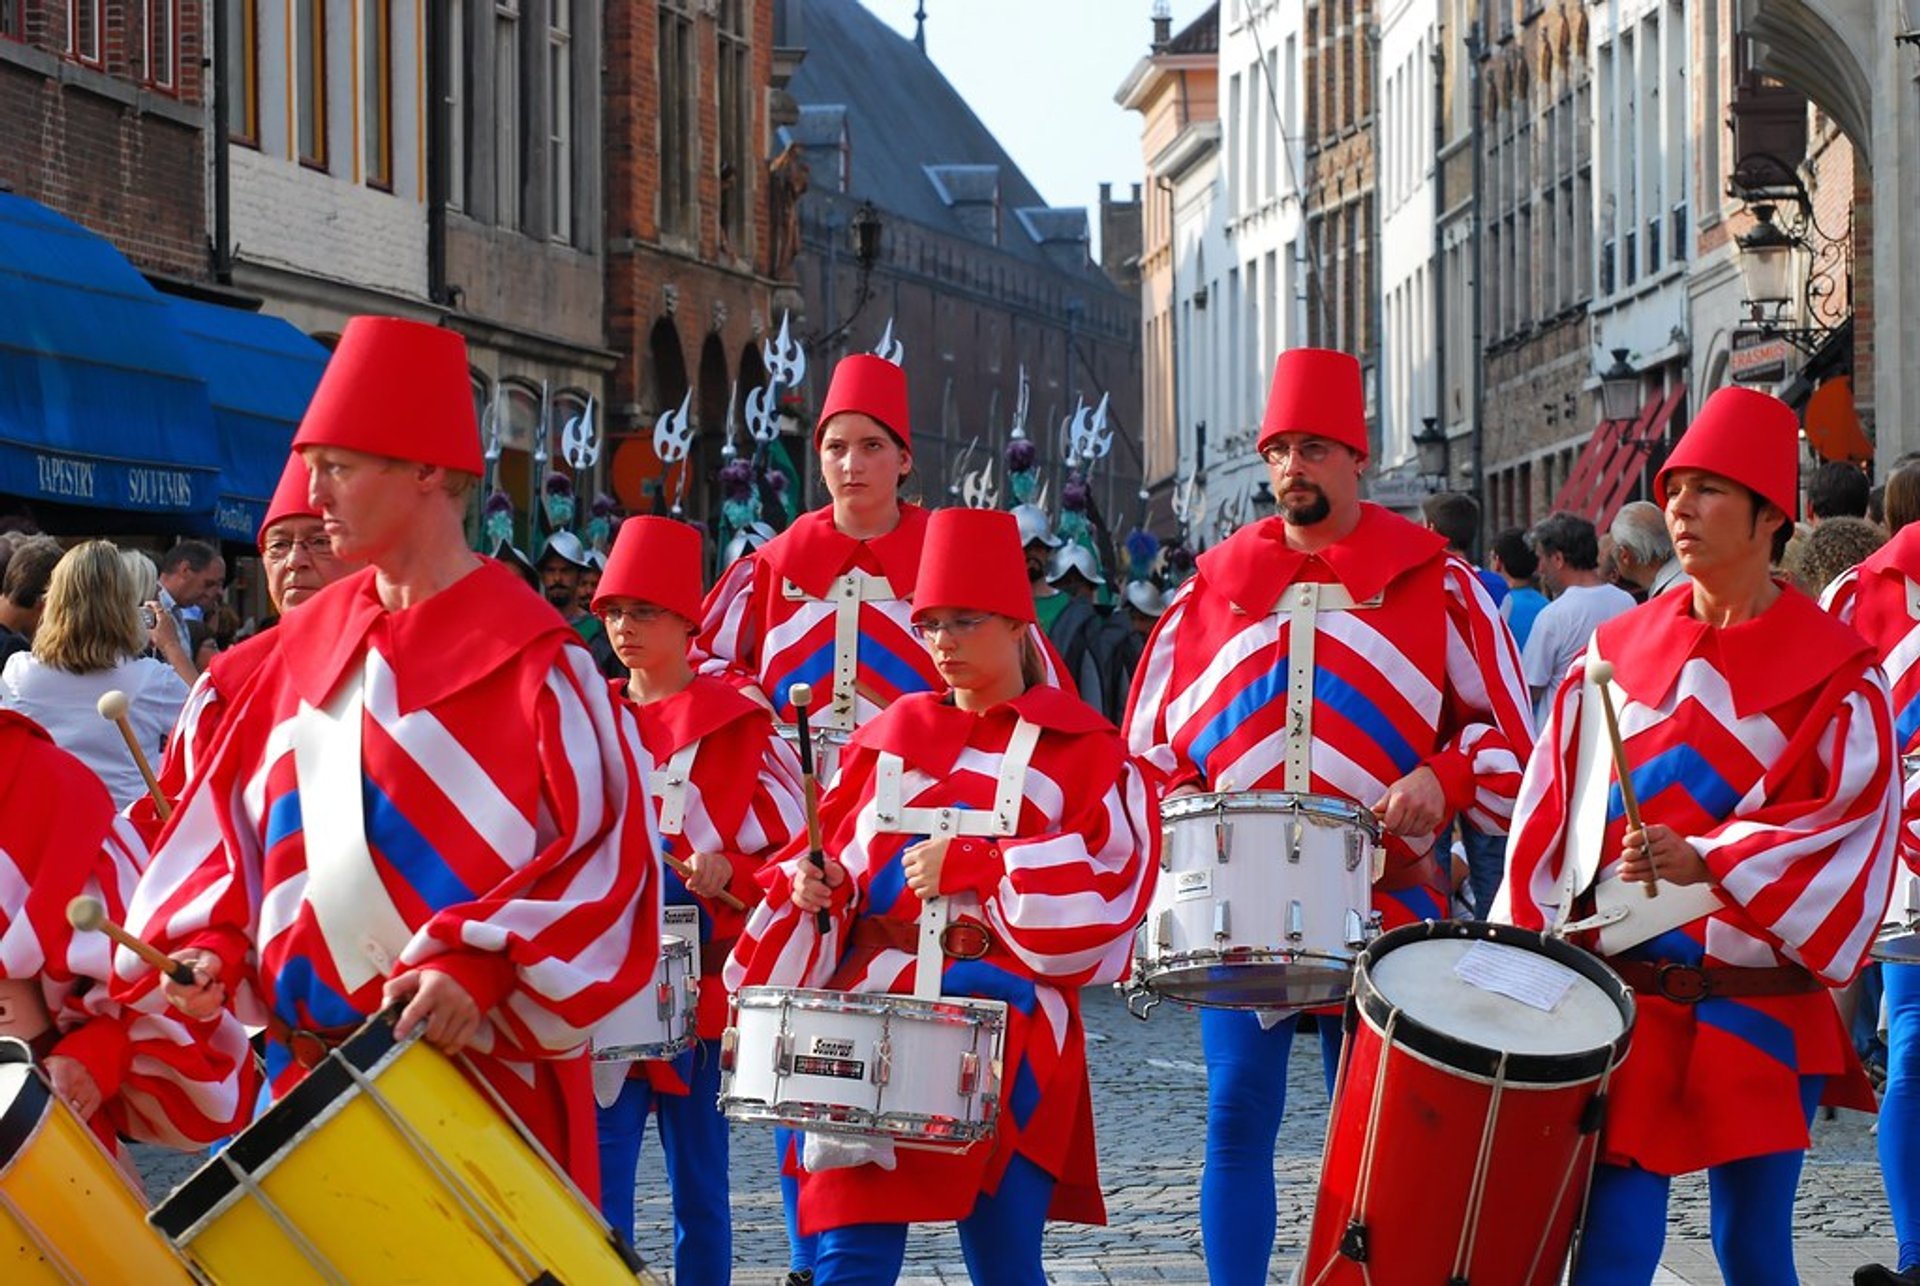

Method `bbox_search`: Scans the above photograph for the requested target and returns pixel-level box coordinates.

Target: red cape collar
[759,503,929,600]
[1194,504,1448,617]
[855,684,1112,779]
[1849,524,1920,651]
[1596,579,1873,717]
[277,560,573,712]
[625,674,767,756]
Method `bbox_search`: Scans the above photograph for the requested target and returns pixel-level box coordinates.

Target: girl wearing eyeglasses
[589,515,807,1284]
[724,506,1160,1285]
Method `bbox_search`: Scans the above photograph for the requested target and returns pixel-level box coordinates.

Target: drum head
[1358,922,1633,1083]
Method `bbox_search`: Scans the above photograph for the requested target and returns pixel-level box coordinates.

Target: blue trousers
[810,1152,1055,1285]
[1885,963,1920,1271]
[1570,1076,1823,1286]
[776,1126,821,1272]
[594,1040,731,1286]
[1200,1008,1343,1286]
[1459,822,1508,920]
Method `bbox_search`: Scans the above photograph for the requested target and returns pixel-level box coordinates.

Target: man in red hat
[1500,385,1898,1284]
[1123,346,1535,1285]
[590,515,805,1280]
[115,316,661,1193]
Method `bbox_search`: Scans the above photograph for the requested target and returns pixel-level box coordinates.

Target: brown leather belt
[849,915,994,961]
[1613,960,1823,1005]
[263,1013,358,1069]
[700,936,739,978]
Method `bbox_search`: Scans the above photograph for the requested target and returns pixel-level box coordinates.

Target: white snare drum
[593,933,697,1062]
[1875,755,1920,963]
[718,986,1006,1150]
[777,723,852,786]
[1130,791,1381,1011]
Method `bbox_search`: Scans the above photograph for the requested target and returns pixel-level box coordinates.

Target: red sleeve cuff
[418,951,517,1017]
[50,1016,132,1100]
[938,838,1004,898]
[1424,748,1477,814]
[186,928,252,993]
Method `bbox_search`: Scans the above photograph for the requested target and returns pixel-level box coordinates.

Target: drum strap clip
[1337,1219,1370,1263]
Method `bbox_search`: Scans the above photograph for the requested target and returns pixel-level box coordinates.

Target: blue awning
[0,193,221,520]
[167,297,330,540]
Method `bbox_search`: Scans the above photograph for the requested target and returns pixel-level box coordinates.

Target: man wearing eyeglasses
[1123,346,1535,1286]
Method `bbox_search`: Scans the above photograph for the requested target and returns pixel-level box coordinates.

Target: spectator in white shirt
[1520,511,1637,725]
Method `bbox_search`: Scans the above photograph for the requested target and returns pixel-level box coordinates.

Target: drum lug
[1156,908,1175,952]
[874,1038,892,1087]
[1345,830,1364,872]
[719,1026,738,1072]
[958,1050,980,1096]
[1344,908,1368,949]
[654,978,675,1022]
[1214,816,1232,864]
[1287,820,1302,865]
[775,1029,793,1076]
[1287,900,1305,943]
[1160,825,1174,870]
[1213,901,1231,941]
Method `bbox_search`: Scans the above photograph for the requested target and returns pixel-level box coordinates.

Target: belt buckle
[287,1028,333,1069]
[940,921,991,961]
[1655,962,1709,1004]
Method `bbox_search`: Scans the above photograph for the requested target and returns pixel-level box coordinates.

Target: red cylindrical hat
[257,453,320,548]
[1256,347,1369,459]
[816,354,910,448]
[592,515,705,625]
[913,508,1034,623]
[292,317,483,475]
[1654,386,1800,520]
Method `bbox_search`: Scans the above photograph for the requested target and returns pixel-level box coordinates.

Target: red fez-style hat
[913,507,1034,624]
[257,453,321,548]
[593,516,705,626]
[292,317,483,475]
[1256,347,1370,460]
[1654,386,1800,521]
[816,354,910,448]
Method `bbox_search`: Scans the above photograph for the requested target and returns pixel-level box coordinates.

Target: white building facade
[1376,0,1441,498]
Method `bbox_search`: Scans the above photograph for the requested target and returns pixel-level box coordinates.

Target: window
[1,1,20,40]
[448,0,466,208]
[495,0,521,229]
[223,0,260,144]
[296,0,328,168]
[718,0,751,255]
[70,0,102,64]
[548,0,573,241]
[362,0,392,189]
[659,0,695,237]
[145,0,175,88]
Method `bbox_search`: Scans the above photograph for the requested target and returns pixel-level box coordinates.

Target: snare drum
[150,1010,647,1284]
[1303,921,1634,1285]
[1873,753,1920,963]
[1130,791,1381,1010]
[777,722,852,786]
[0,1042,192,1283]
[592,933,697,1062]
[719,986,1006,1150]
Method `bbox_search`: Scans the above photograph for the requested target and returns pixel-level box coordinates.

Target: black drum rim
[1352,920,1636,1084]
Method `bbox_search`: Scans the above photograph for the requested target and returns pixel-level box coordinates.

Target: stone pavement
[132,983,1898,1283]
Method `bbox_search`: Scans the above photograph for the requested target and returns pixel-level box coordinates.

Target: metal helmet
[722,521,777,567]
[1045,542,1107,587]
[1012,503,1063,549]
[1123,579,1166,618]
[539,528,593,569]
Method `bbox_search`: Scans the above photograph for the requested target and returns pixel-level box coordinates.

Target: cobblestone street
[134,982,1899,1284]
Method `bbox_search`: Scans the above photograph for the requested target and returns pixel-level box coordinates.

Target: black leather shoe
[1855,1264,1920,1286]
[781,1273,815,1286]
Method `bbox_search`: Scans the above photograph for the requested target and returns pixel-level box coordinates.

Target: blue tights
[1885,963,1920,1271]
[594,1042,731,1286]
[776,1126,821,1272]
[810,1152,1056,1285]
[1200,1008,1343,1286]
[1570,1076,1823,1285]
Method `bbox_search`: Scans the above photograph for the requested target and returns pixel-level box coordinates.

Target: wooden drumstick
[66,896,197,986]
[664,854,746,911]
[97,689,171,821]
[789,682,834,933]
[1586,657,1657,900]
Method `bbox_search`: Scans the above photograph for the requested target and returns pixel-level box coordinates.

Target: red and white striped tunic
[726,685,1161,1230]
[1499,584,1898,1173]
[0,711,253,1149]
[1125,504,1533,920]
[116,562,661,1186]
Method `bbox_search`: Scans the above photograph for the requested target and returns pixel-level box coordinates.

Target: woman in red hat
[590,516,806,1283]
[725,507,1160,1285]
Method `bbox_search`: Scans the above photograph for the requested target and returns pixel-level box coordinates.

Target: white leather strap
[873,718,1039,838]
[291,665,412,993]
[916,896,948,1001]
[1282,581,1379,792]
[783,572,896,732]
[646,740,702,837]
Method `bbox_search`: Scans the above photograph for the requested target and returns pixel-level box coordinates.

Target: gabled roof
[783,0,1109,283]
[1166,5,1219,55]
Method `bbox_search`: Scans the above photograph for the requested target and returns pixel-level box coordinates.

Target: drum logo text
[1173,870,1213,902]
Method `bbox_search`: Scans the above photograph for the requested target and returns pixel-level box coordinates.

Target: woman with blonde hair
[0,540,191,807]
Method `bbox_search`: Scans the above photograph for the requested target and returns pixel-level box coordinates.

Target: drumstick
[789,682,834,934]
[66,896,197,986]
[1585,658,1657,901]
[97,689,171,821]
[664,854,746,911]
